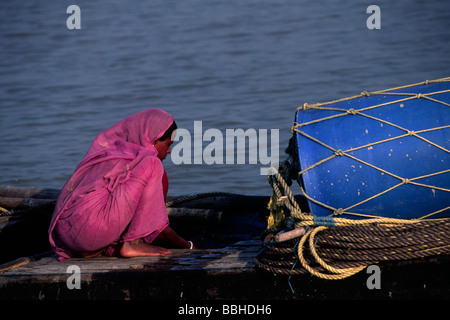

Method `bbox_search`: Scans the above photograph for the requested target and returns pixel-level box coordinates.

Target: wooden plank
[0,240,267,300]
[0,185,60,199]
[0,185,297,218]
[0,251,53,273]
[166,207,222,223]
[0,189,267,265]
[0,185,272,211]
[0,197,56,210]
[0,239,260,278]
[2,239,450,299]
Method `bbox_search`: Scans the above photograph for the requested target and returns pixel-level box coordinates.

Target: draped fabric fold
[48,109,174,260]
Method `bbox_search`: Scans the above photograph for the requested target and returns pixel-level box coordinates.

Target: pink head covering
[87,108,174,156]
[48,109,174,259]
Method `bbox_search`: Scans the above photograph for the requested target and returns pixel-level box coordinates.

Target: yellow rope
[296,226,367,280]
[259,78,450,279]
[263,171,450,280]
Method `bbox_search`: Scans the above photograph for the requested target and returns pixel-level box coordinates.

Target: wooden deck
[2,238,450,300]
[2,186,450,300]
[0,239,271,300]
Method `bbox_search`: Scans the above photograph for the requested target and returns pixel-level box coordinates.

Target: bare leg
[119,238,171,258]
[155,226,194,249]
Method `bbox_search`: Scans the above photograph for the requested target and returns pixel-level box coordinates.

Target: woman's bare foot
[119,239,171,258]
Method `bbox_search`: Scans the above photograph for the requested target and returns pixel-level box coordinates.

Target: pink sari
[48,109,174,260]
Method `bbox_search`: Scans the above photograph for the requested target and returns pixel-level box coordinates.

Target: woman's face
[154,136,174,161]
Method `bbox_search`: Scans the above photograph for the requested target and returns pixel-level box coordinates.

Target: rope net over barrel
[254,77,450,280]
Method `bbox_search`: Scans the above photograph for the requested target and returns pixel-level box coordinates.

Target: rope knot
[360,91,370,97]
[407,130,415,136]
[276,195,288,206]
[416,93,423,98]
[334,149,345,157]
[346,108,357,115]
[291,122,301,133]
[332,208,345,216]
[402,178,410,184]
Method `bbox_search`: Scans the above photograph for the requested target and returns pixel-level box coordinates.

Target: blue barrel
[294,78,450,219]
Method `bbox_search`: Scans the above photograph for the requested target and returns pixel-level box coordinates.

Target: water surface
[1,0,449,197]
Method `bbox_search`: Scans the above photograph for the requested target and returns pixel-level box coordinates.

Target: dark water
[1,0,449,197]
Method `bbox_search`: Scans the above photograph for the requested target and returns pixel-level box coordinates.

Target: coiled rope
[255,78,450,280]
[255,161,450,281]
